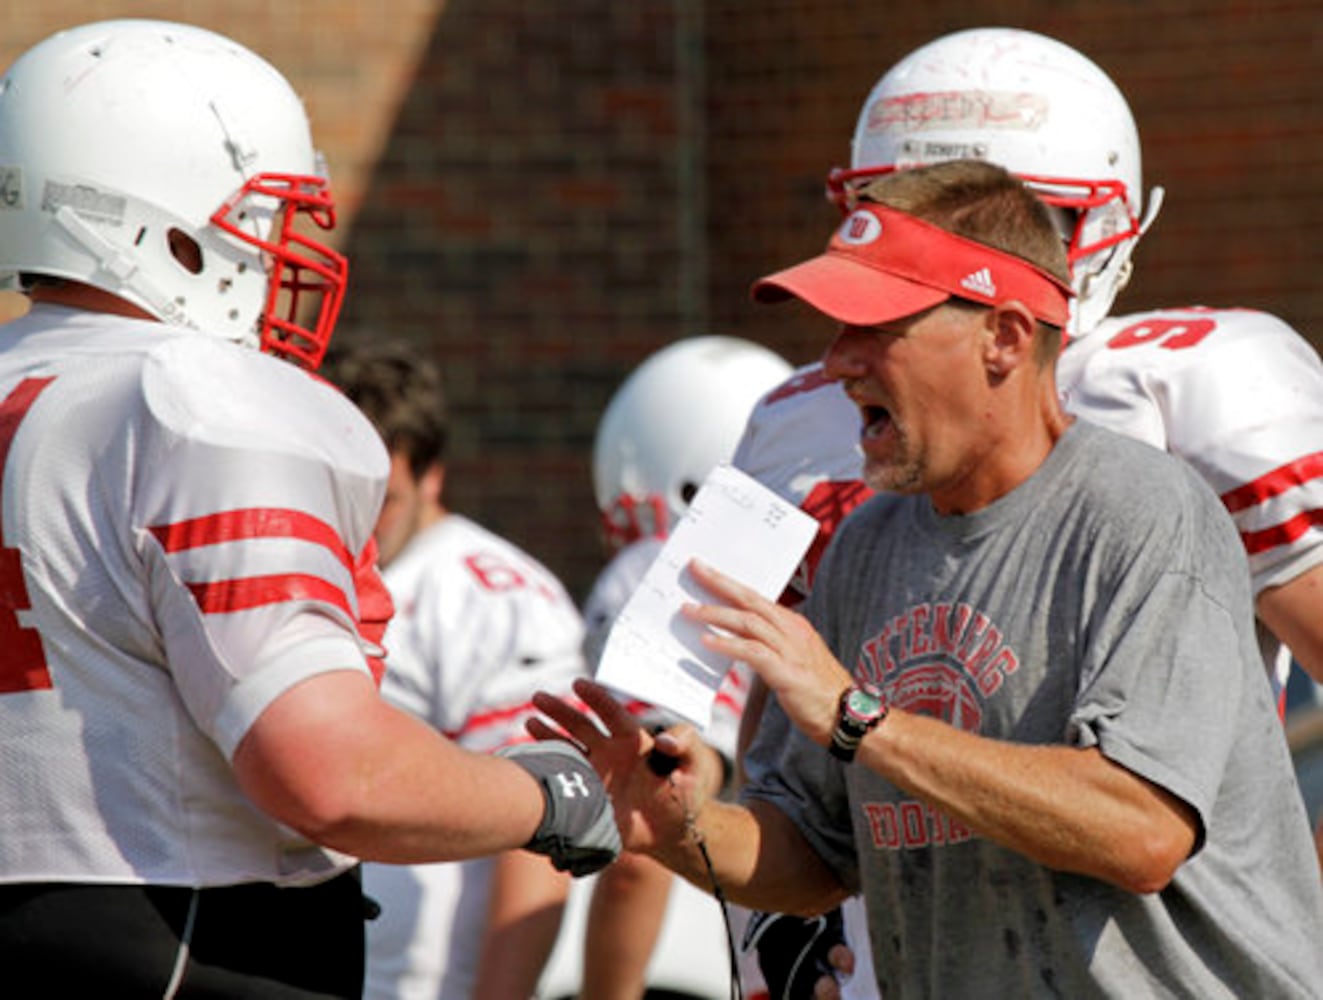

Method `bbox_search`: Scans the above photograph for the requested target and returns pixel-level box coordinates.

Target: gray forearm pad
[496,741,621,877]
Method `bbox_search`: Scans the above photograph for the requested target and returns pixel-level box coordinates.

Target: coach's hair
[857,160,1070,362]
[321,340,449,478]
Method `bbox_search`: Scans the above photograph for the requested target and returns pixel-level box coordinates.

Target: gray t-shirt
[743,420,1323,998]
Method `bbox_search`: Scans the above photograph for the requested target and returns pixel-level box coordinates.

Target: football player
[0,20,616,996]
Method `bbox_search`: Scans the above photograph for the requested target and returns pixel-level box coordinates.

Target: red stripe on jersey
[186,572,353,618]
[1238,508,1323,556]
[1220,452,1323,514]
[149,508,353,572]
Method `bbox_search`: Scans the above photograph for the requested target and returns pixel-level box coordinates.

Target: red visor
[753,203,1072,328]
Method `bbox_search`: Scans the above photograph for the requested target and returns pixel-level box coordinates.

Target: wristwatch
[829,682,887,762]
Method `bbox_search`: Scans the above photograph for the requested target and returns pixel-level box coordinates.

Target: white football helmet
[0,19,346,368]
[827,27,1164,336]
[592,336,793,549]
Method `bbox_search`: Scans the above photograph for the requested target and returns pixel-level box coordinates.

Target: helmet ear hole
[679,481,700,507]
[168,228,203,275]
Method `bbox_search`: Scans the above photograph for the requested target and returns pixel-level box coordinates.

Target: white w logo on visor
[840,210,882,245]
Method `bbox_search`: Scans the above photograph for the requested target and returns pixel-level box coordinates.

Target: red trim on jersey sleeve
[1220,452,1323,514]
[352,539,392,685]
[148,508,354,572]
[1238,509,1323,556]
[150,509,380,670]
[186,573,354,618]
[449,699,540,739]
[1218,452,1323,555]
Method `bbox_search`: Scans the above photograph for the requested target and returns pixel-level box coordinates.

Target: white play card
[594,463,819,729]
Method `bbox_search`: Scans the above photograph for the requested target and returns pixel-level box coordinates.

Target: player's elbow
[241,766,366,850]
[277,787,365,848]
[233,732,374,852]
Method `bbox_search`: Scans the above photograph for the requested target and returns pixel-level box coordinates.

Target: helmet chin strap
[1139,185,1166,237]
[53,205,186,326]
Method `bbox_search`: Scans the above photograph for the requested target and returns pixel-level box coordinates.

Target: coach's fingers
[529,691,606,752]
[572,678,646,736]
[524,714,583,751]
[651,724,726,800]
[687,558,777,613]
[649,721,700,760]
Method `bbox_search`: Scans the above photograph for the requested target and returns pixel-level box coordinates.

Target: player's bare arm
[1257,562,1323,685]
[686,559,1199,895]
[234,669,546,862]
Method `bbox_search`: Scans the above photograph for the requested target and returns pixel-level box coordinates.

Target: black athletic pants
[0,870,367,998]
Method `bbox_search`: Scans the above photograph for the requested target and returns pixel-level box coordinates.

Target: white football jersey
[0,304,387,888]
[732,362,874,607]
[1059,306,1323,693]
[362,513,587,1000]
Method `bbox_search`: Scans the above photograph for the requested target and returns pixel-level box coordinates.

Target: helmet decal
[830,27,1163,338]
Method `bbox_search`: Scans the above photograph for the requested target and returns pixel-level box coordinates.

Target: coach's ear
[983,301,1037,383]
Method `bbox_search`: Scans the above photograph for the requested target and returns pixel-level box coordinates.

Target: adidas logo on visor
[959,267,997,299]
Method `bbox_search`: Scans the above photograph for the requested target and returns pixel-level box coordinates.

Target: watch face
[845,685,883,720]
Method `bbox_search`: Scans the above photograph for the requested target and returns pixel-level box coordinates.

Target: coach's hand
[530,679,722,856]
[497,742,621,876]
[684,559,851,750]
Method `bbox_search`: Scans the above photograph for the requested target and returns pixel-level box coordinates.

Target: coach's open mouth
[862,403,892,441]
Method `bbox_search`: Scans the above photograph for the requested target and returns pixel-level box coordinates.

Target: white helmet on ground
[0,19,347,368]
[592,336,793,550]
[827,27,1164,336]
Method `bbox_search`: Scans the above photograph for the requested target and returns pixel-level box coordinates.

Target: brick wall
[2,1,1319,598]
[339,0,696,596]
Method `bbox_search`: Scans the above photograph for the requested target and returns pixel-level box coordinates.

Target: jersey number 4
[0,377,56,693]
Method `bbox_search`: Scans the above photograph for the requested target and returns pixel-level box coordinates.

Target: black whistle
[646,724,680,776]
[647,747,681,776]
